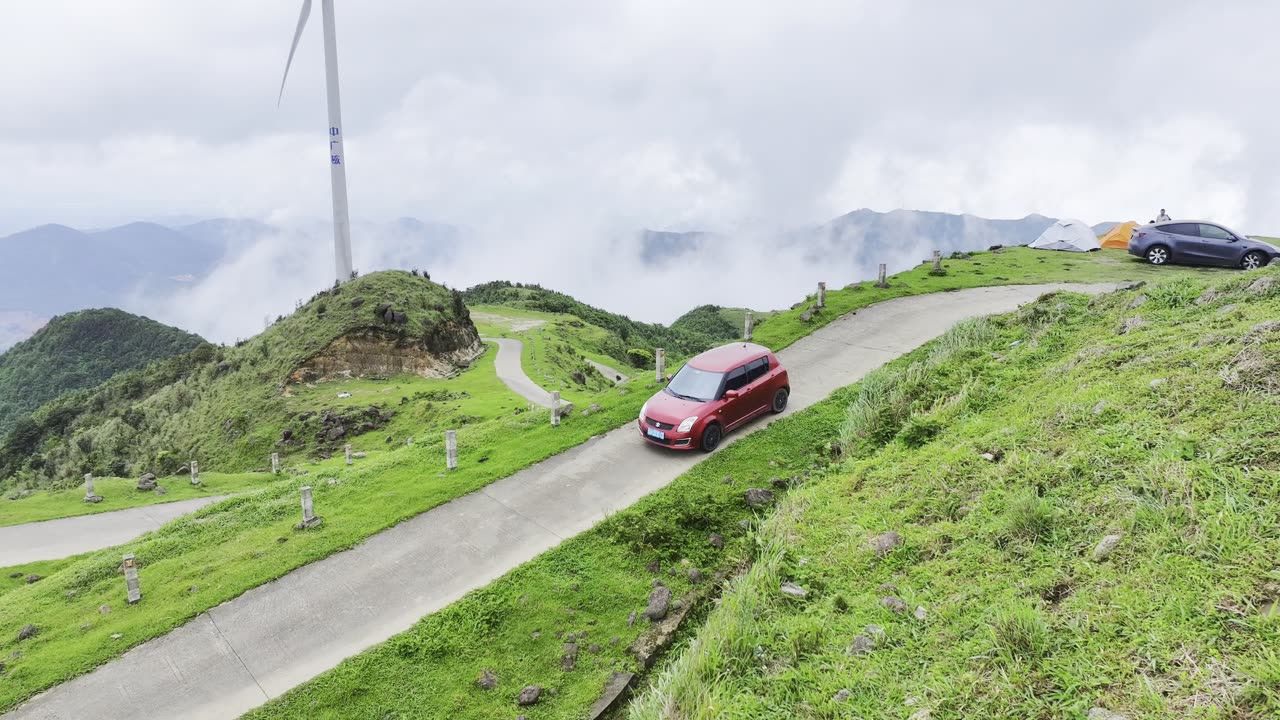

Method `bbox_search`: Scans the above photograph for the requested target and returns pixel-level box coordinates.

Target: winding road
[3,284,1120,720]
[0,496,229,567]
[1,337,565,566]
[481,336,556,408]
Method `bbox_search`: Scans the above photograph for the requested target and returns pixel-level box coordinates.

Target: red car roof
[687,342,771,372]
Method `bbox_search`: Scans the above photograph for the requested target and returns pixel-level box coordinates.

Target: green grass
[631,267,1280,718]
[1,255,1259,714]
[246,372,858,719]
[751,247,1219,352]
[0,472,261,528]
[0,307,661,712]
[0,558,78,597]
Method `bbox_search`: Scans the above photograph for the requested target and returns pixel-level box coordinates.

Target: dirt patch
[288,324,482,385]
[1219,347,1280,394]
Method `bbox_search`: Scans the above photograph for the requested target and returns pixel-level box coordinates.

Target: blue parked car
[1128,220,1280,269]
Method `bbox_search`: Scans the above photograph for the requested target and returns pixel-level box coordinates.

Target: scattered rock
[325,477,340,485]
[352,452,367,459]
[1087,709,1129,720]
[769,476,789,490]
[1247,276,1275,296]
[561,643,579,671]
[588,643,601,654]
[738,519,752,530]
[744,488,774,508]
[799,311,814,323]
[833,688,852,702]
[476,669,498,690]
[878,583,899,595]
[137,473,157,491]
[1092,401,1108,415]
[645,561,661,574]
[869,531,903,557]
[908,710,932,720]
[627,611,637,627]
[24,574,42,584]
[880,596,908,615]
[721,475,733,484]
[7,572,21,579]
[687,568,704,583]
[154,486,167,496]
[1128,294,1148,309]
[589,403,603,413]
[517,685,541,706]
[1092,534,1123,561]
[914,606,928,621]
[610,636,620,646]
[780,583,808,599]
[189,585,200,593]
[1149,378,1165,389]
[644,587,672,621]
[980,452,997,462]
[708,533,724,550]
[849,635,874,655]
[17,624,37,642]
[1117,316,1146,335]
[98,605,111,615]
[111,633,123,639]
[865,624,886,643]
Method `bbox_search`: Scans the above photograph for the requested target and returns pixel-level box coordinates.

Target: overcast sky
[4,1,1280,336]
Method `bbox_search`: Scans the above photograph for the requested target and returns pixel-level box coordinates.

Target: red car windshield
[665,364,723,402]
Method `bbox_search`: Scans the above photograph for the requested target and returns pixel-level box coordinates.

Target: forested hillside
[0,309,206,436]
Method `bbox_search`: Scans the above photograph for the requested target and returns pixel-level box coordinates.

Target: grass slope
[0,308,206,437]
[463,280,719,363]
[632,268,1280,719]
[752,247,1219,352]
[247,373,857,719]
[0,472,261,528]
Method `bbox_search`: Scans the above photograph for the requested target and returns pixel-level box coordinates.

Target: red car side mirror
[723,389,740,400]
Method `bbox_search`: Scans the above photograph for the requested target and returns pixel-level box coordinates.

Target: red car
[638,342,790,452]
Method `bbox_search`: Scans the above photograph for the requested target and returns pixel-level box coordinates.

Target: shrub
[1000,489,1054,543]
[988,602,1050,662]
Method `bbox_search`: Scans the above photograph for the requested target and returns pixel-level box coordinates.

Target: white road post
[445,430,458,470]
[655,348,665,382]
[551,391,561,427]
[744,312,754,341]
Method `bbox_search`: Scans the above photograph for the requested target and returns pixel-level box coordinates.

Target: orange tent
[1099,221,1139,250]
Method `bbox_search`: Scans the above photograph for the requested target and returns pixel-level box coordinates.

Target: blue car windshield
[665,365,723,402]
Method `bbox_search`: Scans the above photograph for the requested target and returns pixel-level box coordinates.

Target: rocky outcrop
[288,322,483,385]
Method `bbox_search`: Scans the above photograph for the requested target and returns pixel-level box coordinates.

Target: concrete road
[0,496,229,567]
[481,336,555,408]
[586,358,630,384]
[3,283,1118,720]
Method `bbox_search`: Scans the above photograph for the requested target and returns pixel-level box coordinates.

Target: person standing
[1156,208,1171,221]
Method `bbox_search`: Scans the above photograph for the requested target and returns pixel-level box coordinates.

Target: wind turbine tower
[279,0,354,284]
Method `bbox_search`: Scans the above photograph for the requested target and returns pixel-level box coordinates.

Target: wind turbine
[278,0,354,285]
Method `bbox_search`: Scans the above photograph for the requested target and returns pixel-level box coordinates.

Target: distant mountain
[0,216,463,348]
[0,308,207,437]
[639,229,721,266]
[784,209,1057,265]
[636,209,1059,268]
[0,222,227,318]
[1092,221,1125,235]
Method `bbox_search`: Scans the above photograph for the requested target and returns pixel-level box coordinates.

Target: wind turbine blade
[277,0,313,106]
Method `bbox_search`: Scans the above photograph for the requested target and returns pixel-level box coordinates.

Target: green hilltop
[0,309,206,437]
[0,271,479,490]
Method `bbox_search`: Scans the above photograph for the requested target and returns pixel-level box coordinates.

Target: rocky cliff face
[288,321,483,384]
